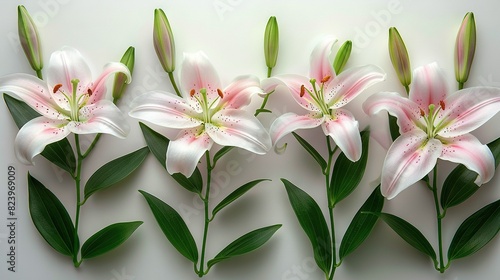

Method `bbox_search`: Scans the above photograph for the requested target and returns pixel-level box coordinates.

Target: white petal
[381,130,442,199]
[440,134,495,185]
[409,62,448,113]
[309,37,337,82]
[88,62,131,104]
[261,75,321,112]
[47,47,92,110]
[207,109,272,154]
[270,112,324,145]
[167,127,213,176]
[218,75,263,110]
[181,51,221,106]
[15,116,70,165]
[129,91,202,129]
[321,109,361,162]
[68,100,129,138]
[0,73,65,119]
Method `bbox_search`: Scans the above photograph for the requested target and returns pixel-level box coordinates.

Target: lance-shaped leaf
[81,221,143,259]
[28,173,76,257]
[207,224,281,269]
[139,190,198,263]
[212,179,270,218]
[213,146,234,167]
[330,129,370,207]
[339,186,384,261]
[4,94,76,174]
[442,137,500,209]
[292,132,327,171]
[374,212,437,265]
[84,147,150,201]
[448,199,500,261]
[171,168,203,194]
[282,179,332,275]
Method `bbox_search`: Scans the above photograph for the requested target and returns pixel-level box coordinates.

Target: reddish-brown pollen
[87,88,93,96]
[53,84,63,93]
[217,88,224,98]
[300,85,306,97]
[320,75,331,84]
[420,108,426,117]
[439,100,445,110]
[190,89,196,97]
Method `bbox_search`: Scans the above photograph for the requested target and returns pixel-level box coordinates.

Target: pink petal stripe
[309,37,337,82]
[218,75,263,110]
[409,62,448,113]
[321,109,361,162]
[166,127,213,176]
[69,100,129,138]
[270,112,324,145]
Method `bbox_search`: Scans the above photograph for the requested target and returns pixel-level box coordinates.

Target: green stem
[35,69,43,80]
[168,71,182,97]
[267,67,272,78]
[458,82,464,90]
[197,151,213,277]
[73,135,84,267]
[404,84,410,95]
[431,164,445,273]
[325,137,337,280]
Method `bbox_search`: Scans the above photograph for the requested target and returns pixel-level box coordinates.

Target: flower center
[52,79,92,121]
[421,100,445,138]
[300,75,331,116]
[190,87,223,123]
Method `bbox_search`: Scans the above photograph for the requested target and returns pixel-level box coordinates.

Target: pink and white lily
[1,46,131,165]
[263,37,385,161]
[129,51,271,176]
[363,62,500,199]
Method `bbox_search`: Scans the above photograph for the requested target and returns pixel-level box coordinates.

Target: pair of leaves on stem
[139,122,281,271]
[286,129,382,275]
[28,174,142,260]
[5,94,147,261]
[374,137,500,268]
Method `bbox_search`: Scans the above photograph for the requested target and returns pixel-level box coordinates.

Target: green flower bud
[388,27,411,92]
[333,40,352,74]
[18,5,43,75]
[454,12,476,88]
[264,16,279,76]
[112,46,135,101]
[153,8,175,73]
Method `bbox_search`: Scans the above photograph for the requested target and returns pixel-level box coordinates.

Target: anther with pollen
[320,75,331,84]
[190,89,196,97]
[87,88,93,96]
[217,88,224,98]
[420,108,425,117]
[439,100,445,110]
[53,83,63,93]
[300,85,305,97]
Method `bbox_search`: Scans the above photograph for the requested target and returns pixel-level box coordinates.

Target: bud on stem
[264,16,279,78]
[112,46,135,102]
[333,40,352,74]
[454,12,476,89]
[388,27,411,93]
[18,5,43,78]
[153,8,176,73]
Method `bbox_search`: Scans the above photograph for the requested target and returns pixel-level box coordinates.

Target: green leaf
[84,147,149,201]
[376,212,437,263]
[212,179,270,218]
[171,167,203,194]
[81,221,143,259]
[388,114,400,141]
[28,173,76,257]
[448,199,500,261]
[282,179,332,274]
[4,94,76,174]
[139,122,169,169]
[213,146,235,167]
[441,137,500,209]
[207,224,281,269]
[139,190,198,263]
[339,185,384,261]
[330,129,370,206]
[292,132,327,171]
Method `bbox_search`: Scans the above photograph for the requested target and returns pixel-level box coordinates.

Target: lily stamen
[53,83,63,93]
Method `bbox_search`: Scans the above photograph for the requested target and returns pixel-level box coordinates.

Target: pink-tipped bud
[153,8,176,73]
[18,5,43,73]
[388,27,411,91]
[455,12,476,88]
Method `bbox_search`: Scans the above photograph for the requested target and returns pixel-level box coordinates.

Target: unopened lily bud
[333,40,352,74]
[455,12,476,88]
[388,27,411,92]
[18,5,43,74]
[153,8,175,73]
[112,46,135,101]
[264,16,279,75]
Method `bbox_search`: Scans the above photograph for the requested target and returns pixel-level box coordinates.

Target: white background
[1,0,500,279]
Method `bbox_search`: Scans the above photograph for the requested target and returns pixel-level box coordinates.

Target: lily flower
[0,46,131,165]
[363,62,500,199]
[129,51,272,176]
[263,37,385,161]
